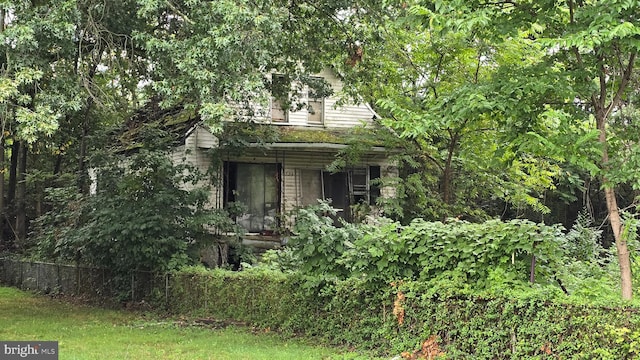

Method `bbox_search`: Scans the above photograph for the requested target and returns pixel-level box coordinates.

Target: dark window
[224,162,281,233]
[303,166,382,223]
[323,171,349,221]
[369,165,381,206]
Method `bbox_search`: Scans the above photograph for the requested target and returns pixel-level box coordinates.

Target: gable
[251,68,379,128]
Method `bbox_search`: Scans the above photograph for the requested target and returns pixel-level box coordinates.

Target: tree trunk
[586,49,636,300]
[0,136,4,246]
[605,186,632,300]
[597,113,633,300]
[15,141,27,247]
[76,45,103,194]
[0,5,5,244]
[441,131,460,206]
[7,139,18,244]
[77,103,92,193]
[8,139,18,205]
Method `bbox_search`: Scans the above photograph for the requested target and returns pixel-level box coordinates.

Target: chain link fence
[0,258,167,303]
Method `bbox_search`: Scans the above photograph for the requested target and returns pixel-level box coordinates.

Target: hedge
[152,267,640,359]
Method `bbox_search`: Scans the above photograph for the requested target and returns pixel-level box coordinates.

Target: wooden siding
[194,126,218,149]
[228,68,377,129]
[319,68,377,129]
[174,135,222,209]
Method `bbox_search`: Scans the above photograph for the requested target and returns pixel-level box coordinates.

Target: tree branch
[605,52,636,120]
[164,0,194,25]
[411,138,444,172]
[474,51,481,84]
[597,51,607,109]
[431,52,445,98]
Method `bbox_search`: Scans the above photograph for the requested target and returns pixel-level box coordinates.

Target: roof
[115,99,200,152]
[276,126,354,144]
[116,100,386,152]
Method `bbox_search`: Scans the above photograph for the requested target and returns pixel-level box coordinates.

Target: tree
[331,2,567,221]
[133,0,348,126]
[425,0,640,299]
[1,0,151,247]
[1,1,76,245]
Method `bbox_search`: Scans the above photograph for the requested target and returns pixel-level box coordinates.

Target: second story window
[307,96,324,125]
[307,76,325,125]
[271,74,289,123]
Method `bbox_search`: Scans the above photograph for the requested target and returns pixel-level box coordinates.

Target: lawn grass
[0,287,375,359]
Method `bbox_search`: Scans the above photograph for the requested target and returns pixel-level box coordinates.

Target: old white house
[119,69,397,251]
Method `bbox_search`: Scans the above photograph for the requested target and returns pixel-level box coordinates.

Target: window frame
[223,161,282,233]
[306,76,326,125]
[270,74,289,123]
[299,166,381,223]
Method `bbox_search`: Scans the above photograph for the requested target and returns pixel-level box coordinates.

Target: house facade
[155,69,397,249]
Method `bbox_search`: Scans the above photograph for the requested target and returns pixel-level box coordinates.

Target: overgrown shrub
[153,266,640,359]
[286,201,365,278]
[31,126,230,298]
[30,186,86,261]
[286,202,569,290]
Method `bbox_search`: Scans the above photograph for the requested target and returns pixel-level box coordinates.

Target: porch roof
[247,142,387,152]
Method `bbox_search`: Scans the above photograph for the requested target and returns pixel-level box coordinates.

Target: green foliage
[604,325,640,358]
[564,211,604,262]
[80,151,210,273]
[344,218,566,288]
[134,0,343,120]
[143,266,640,359]
[286,202,567,289]
[609,105,640,190]
[332,1,571,221]
[31,127,230,297]
[287,201,364,278]
[259,248,303,273]
[30,186,85,260]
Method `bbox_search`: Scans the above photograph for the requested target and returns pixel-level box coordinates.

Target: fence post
[75,263,80,296]
[165,273,169,310]
[131,273,135,302]
[204,278,208,311]
[56,264,61,293]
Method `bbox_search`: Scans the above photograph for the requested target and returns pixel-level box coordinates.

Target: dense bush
[285,202,582,290]
[244,202,640,357]
[155,266,640,359]
[30,126,236,297]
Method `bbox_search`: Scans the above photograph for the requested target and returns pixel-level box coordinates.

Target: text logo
[0,341,57,359]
